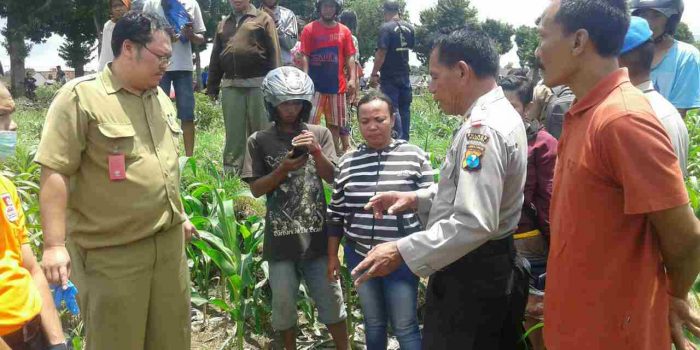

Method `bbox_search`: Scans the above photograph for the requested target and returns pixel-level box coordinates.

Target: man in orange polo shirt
[0,82,66,349]
[536,1,700,349]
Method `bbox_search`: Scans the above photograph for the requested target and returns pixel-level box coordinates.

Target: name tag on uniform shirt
[108,154,127,181]
[1,193,18,222]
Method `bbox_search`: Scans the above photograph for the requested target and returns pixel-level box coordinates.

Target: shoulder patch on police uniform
[462,144,485,171]
[466,133,490,144]
[1,193,18,222]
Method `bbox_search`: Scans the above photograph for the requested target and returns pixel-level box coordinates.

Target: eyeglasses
[142,45,172,67]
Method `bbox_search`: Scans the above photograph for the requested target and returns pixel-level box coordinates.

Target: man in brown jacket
[208,0,281,173]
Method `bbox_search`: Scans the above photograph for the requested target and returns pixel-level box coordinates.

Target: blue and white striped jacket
[327,140,435,256]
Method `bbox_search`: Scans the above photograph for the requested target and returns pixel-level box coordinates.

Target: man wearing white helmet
[631,0,700,116]
[241,67,349,350]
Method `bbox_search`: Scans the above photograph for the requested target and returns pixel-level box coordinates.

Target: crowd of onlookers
[2,0,700,350]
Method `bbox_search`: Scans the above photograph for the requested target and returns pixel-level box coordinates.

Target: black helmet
[316,0,343,16]
[262,67,315,122]
[630,0,684,35]
[383,0,400,13]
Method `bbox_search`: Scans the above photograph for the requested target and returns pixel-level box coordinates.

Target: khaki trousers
[68,224,190,350]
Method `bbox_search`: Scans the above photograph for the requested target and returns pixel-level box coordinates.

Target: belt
[514,229,541,240]
[441,236,515,274]
[1,315,41,347]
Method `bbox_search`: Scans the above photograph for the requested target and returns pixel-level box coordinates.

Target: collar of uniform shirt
[101,65,157,97]
[462,86,506,121]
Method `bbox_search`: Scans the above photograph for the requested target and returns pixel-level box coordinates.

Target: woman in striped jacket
[326,91,434,350]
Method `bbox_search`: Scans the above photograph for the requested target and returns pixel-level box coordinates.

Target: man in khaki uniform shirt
[36,12,195,350]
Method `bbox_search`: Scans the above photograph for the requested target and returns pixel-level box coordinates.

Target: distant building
[35,68,76,84]
[23,67,95,86]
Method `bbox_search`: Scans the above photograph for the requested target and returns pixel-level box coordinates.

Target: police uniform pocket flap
[97,123,136,139]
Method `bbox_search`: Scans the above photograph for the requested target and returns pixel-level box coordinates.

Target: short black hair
[554,0,630,57]
[620,40,655,76]
[432,27,499,79]
[112,11,167,58]
[383,0,401,14]
[339,10,357,33]
[317,0,341,16]
[357,90,395,119]
[507,68,530,77]
[499,75,534,106]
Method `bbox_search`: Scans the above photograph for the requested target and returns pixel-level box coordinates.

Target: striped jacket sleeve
[327,156,349,237]
[417,150,436,189]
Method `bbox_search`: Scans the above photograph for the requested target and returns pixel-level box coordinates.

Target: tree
[514,25,539,71]
[59,37,94,77]
[414,0,479,64]
[341,0,408,64]
[56,0,107,77]
[0,0,70,95]
[674,22,695,45]
[280,0,316,20]
[481,19,514,55]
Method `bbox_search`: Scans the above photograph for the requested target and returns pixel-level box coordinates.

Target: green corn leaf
[191,238,236,277]
[209,298,231,312]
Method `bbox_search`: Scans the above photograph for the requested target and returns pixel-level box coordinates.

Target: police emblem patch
[462,144,485,171]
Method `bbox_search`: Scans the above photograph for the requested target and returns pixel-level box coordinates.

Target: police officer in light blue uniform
[354,27,529,349]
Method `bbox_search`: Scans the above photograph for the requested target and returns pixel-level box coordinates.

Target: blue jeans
[381,75,413,141]
[345,246,422,350]
[160,71,195,122]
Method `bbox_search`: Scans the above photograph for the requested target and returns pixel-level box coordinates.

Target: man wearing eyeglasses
[34,12,196,350]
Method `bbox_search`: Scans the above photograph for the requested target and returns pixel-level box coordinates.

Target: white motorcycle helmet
[261,66,315,122]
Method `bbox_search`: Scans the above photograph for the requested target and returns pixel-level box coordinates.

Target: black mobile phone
[291,146,308,158]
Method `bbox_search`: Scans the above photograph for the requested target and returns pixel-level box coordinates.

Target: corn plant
[1,147,43,254]
[180,157,270,349]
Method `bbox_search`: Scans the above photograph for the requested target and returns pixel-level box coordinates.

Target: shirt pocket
[96,123,138,159]
[165,116,183,156]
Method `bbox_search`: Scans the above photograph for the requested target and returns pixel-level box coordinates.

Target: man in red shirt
[536,0,700,349]
[300,0,357,154]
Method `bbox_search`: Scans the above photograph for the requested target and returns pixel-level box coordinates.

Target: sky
[2,0,700,72]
